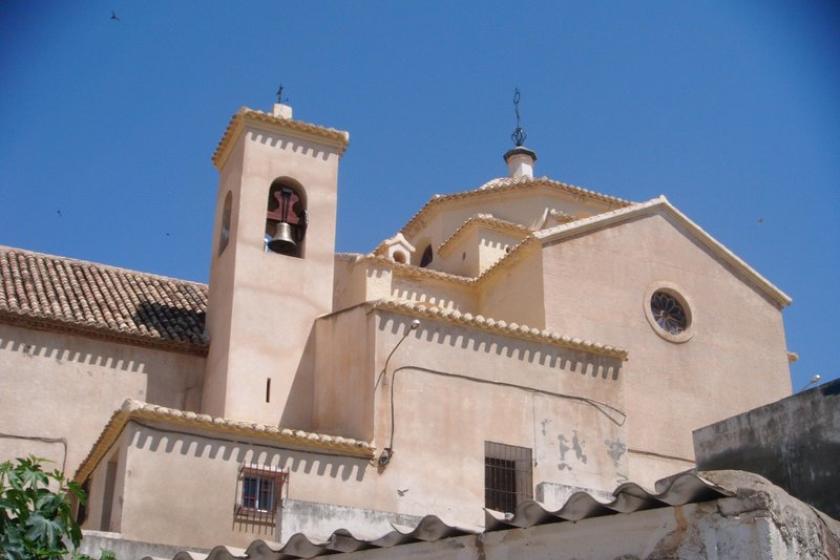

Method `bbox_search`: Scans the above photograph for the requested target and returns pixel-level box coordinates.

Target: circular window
[643,282,694,343]
[650,291,687,334]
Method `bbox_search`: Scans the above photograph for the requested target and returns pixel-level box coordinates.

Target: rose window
[650,291,688,334]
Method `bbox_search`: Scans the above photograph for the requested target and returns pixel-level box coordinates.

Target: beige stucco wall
[369,310,626,524]
[539,210,791,485]
[437,226,524,278]
[407,189,612,268]
[0,322,205,476]
[310,306,627,526]
[312,305,375,440]
[478,246,546,328]
[92,423,374,550]
[203,123,343,429]
[391,275,477,312]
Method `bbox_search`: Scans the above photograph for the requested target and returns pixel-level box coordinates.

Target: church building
[0,99,795,552]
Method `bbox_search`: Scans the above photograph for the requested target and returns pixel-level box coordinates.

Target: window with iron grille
[484,441,533,513]
[235,465,287,528]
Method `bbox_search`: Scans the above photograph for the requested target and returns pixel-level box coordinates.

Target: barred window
[235,465,287,528]
[484,442,532,513]
[242,475,275,512]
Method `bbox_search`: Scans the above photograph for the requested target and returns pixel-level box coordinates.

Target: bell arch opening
[265,178,307,258]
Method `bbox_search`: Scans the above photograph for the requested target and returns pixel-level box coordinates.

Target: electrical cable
[0,432,68,474]
[385,365,627,461]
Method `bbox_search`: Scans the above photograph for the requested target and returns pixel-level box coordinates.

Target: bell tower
[203,101,349,427]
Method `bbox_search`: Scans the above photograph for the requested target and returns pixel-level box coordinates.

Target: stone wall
[694,379,840,519]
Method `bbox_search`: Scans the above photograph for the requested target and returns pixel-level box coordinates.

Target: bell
[267,222,297,255]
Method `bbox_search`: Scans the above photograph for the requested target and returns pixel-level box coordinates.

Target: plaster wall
[203,138,245,418]
[312,305,375,440]
[407,190,612,268]
[103,423,374,550]
[84,436,129,533]
[203,124,343,429]
[86,306,626,550]
[391,276,476,312]
[540,211,791,486]
[478,247,545,329]
[0,322,204,475]
[332,257,367,311]
[367,310,626,524]
[437,227,524,278]
[477,228,522,274]
[694,379,840,519]
[436,228,480,277]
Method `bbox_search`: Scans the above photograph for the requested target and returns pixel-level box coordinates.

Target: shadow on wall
[132,302,207,346]
[248,131,333,162]
[0,329,146,374]
[391,283,472,312]
[131,424,368,483]
[379,315,621,382]
[280,327,316,430]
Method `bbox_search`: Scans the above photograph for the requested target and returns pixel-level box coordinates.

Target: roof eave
[212,108,350,170]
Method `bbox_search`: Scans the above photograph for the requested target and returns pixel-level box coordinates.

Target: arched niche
[265,177,307,258]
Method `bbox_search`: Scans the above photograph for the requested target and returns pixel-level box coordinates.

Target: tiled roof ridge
[399,176,634,238]
[437,214,531,255]
[371,298,628,360]
[213,107,350,168]
[74,399,375,484]
[0,246,209,351]
[0,245,208,288]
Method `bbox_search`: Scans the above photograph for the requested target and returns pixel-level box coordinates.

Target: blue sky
[1,1,837,389]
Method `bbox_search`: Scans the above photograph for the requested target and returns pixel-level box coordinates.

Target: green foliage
[0,456,110,560]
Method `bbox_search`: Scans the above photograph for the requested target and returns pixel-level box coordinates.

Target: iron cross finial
[511,88,527,147]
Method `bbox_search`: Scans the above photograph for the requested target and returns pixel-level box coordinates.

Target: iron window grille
[484,441,533,513]
[235,464,287,527]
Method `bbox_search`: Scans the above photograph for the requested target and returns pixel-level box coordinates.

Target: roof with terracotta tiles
[0,246,209,353]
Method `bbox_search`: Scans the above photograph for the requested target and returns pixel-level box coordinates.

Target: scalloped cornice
[370,299,628,360]
[212,107,350,169]
[399,176,633,239]
[437,214,531,256]
[74,400,374,483]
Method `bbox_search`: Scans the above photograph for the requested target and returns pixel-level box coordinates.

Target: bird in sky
[56,210,62,217]
[757,218,764,224]
[111,11,120,21]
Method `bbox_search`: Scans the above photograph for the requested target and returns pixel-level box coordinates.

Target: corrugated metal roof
[156,471,732,560]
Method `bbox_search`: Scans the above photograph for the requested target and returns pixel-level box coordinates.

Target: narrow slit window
[219,191,232,256]
[265,378,271,403]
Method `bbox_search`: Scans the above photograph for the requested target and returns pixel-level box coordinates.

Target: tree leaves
[0,456,91,560]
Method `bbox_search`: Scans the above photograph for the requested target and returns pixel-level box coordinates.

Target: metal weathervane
[511,88,527,147]
[276,85,287,104]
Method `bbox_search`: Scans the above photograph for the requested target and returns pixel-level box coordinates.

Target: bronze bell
[267,222,297,255]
